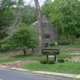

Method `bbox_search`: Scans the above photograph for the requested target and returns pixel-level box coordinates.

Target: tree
[49,0,63,34]
[41,0,52,19]
[7,0,37,35]
[0,0,16,52]
[7,0,25,34]
[22,5,37,26]
[34,0,44,54]
[0,0,15,40]
[58,0,80,44]
[49,0,80,44]
[1,25,39,56]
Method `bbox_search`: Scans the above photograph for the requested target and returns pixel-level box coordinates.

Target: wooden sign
[42,49,60,55]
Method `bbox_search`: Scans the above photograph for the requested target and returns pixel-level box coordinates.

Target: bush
[40,59,48,64]
[59,36,70,45]
[48,59,55,64]
[57,58,64,63]
[50,41,55,46]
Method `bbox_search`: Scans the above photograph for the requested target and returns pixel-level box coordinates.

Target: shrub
[59,36,70,45]
[48,59,55,64]
[40,59,48,64]
[57,58,64,63]
[50,41,55,46]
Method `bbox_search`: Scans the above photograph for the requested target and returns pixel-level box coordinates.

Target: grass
[0,54,40,63]
[0,42,80,74]
[22,42,80,74]
[47,42,80,59]
[22,62,80,74]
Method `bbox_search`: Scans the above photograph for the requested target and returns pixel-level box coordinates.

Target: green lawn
[22,62,80,74]
[0,54,40,63]
[22,42,80,74]
[0,42,80,74]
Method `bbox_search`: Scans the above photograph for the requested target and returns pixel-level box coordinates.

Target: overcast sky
[24,0,54,6]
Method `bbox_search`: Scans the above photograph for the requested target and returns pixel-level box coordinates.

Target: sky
[24,0,54,6]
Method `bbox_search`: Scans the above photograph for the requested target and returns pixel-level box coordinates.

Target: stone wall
[32,15,58,47]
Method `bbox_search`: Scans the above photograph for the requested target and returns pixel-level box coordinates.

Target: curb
[10,67,80,79]
[0,66,80,79]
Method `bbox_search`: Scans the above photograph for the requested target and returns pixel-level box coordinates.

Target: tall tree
[34,0,44,54]
[58,0,80,44]
[22,5,37,26]
[8,0,37,34]
[41,0,52,19]
[1,25,39,55]
[0,0,15,39]
[7,0,25,34]
[49,0,62,34]
[49,0,80,44]
[0,0,15,52]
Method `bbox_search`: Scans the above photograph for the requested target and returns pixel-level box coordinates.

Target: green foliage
[58,0,79,35]
[0,0,16,40]
[49,0,61,29]
[59,35,70,45]
[41,0,52,18]
[40,59,48,64]
[48,59,55,64]
[49,0,80,42]
[16,0,24,7]
[0,9,13,26]
[1,25,39,51]
[57,58,64,63]
[40,59,55,64]
[22,5,37,26]
[50,41,55,46]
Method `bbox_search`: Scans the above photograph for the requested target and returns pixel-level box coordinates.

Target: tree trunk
[34,0,45,55]
[70,36,73,45]
[7,10,23,35]
[32,48,34,53]
[68,35,73,45]
[23,49,26,56]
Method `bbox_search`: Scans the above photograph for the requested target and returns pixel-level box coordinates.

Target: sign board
[42,49,60,55]
[48,55,55,58]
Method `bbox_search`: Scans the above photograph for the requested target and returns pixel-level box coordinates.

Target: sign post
[54,55,56,61]
[42,49,60,61]
[47,55,48,61]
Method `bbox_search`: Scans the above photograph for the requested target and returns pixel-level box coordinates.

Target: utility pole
[34,0,44,54]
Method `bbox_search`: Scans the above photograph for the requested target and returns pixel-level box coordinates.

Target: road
[0,69,68,80]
